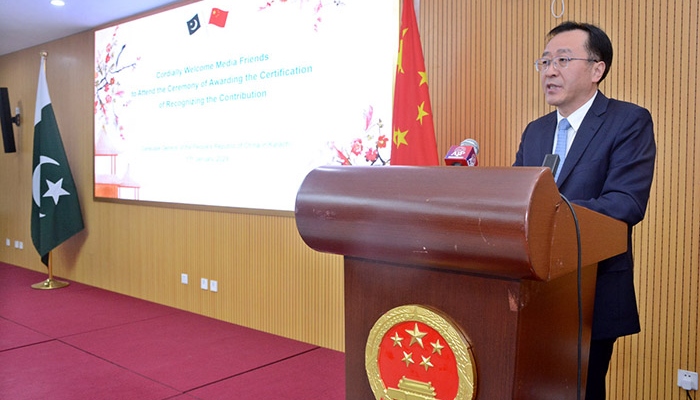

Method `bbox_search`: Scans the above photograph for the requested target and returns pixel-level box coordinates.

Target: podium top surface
[295,166,626,281]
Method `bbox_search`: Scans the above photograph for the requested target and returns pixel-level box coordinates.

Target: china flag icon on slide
[209,8,228,27]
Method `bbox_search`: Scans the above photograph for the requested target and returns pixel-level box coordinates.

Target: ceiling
[0,0,182,56]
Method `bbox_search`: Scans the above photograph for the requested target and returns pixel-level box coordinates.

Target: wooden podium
[295,166,626,399]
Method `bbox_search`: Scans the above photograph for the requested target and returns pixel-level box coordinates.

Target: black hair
[547,21,613,83]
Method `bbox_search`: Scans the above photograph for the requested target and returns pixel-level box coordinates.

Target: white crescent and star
[189,15,200,32]
[32,155,71,218]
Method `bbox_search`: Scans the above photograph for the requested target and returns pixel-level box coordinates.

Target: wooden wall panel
[0,0,698,397]
[0,32,345,351]
[419,0,698,398]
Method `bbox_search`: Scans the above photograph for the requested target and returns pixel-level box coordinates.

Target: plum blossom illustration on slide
[329,105,390,166]
[258,0,345,31]
[94,25,140,154]
[94,25,141,198]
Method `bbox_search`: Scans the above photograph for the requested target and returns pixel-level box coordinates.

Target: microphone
[542,154,560,177]
[444,138,479,166]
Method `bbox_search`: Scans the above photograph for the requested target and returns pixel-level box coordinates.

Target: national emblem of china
[365,305,477,400]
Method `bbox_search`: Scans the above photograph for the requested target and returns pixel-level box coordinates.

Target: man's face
[540,29,604,116]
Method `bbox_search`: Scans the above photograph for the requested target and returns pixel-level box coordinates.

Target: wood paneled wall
[0,32,346,351]
[419,0,699,399]
[0,0,698,397]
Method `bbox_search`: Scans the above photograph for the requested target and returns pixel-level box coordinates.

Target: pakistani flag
[31,57,84,266]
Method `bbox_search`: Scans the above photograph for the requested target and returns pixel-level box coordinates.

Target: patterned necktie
[554,118,571,181]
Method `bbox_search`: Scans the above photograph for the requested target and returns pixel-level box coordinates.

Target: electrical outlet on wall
[678,369,699,391]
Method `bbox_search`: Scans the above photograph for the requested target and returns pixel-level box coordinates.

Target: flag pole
[30,50,71,290]
[32,251,70,289]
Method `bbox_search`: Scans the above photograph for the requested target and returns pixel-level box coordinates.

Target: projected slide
[94,0,398,211]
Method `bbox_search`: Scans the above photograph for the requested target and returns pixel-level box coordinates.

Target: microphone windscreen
[459,138,479,155]
[444,144,478,166]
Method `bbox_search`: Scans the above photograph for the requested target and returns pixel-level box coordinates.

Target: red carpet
[2,341,180,400]
[0,262,345,399]
[0,318,50,352]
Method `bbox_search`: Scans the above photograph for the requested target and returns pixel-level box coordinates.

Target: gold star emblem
[416,101,429,125]
[391,331,404,347]
[401,351,414,367]
[393,127,408,148]
[420,355,434,371]
[431,339,444,355]
[396,27,409,74]
[418,70,428,86]
[405,323,427,348]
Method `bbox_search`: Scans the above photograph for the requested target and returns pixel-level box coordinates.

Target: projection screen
[94,0,399,212]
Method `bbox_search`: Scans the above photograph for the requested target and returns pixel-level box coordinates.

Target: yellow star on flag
[393,127,408,148]
[397,28,408,75]
[418,71,428,86]
[416,101,429,125]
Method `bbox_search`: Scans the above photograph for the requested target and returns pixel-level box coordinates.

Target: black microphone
[444,138,479,166]
[542,154,560,177]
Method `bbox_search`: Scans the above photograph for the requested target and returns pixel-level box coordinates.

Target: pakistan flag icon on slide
[31,55,84,267]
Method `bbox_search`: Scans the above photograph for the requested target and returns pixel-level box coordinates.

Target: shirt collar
[557,91,598,131]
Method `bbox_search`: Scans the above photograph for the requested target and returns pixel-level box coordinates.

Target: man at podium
[514,21,656,400]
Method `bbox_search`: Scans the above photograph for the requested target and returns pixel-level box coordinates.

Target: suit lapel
[539,112,558,159]
[558,92,609,184]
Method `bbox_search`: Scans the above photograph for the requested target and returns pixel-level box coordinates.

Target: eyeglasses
[534,57,599,72]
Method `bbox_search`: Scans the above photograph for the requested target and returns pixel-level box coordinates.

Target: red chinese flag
[209,8,228,28]
[390,0,439,166]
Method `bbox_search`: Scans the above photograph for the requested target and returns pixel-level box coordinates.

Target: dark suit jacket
[514,91,656,340]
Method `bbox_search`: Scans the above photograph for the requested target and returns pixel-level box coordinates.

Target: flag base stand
[31,278,70,290]
[30,251,69,290]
